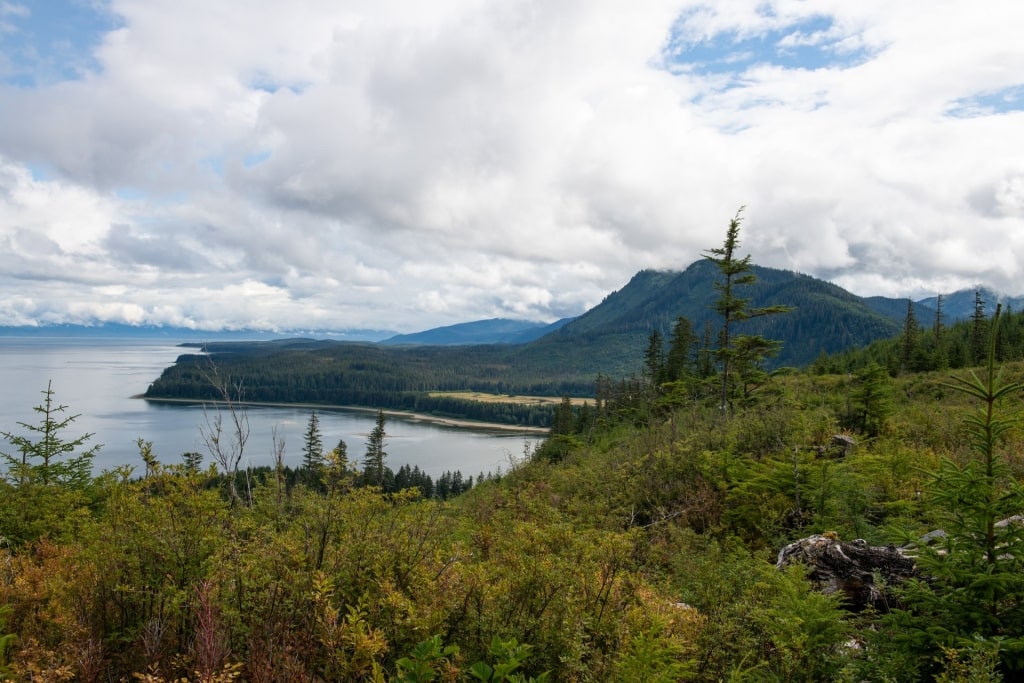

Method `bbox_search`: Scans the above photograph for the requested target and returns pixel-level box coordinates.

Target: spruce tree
[644,329,665,386]
[703,208,791,412]
[664,316,696,383]
[899,299,920,374]
[849,363,894,437]
[363,409,388,487]
[970,290,988,365]
[302,410,324,469]
[888,304,1024,676]
[932,293,948,370]
[325,438,351,493]
[1,381,98,488]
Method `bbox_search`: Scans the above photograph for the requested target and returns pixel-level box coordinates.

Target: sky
[1,0,1023,334]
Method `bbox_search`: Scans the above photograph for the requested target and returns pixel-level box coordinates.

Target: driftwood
[780,517,1024,612]
[776,534,918,611]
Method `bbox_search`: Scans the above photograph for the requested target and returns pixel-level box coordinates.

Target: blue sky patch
[115,186,146,201]
[662,12,873,83]
[0,0,122,86]
[201,153,225,178]
[243,150,272,168]
[947,84,1024,117]
[26,161,50,181]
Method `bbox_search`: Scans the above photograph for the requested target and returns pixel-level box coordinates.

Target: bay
[0,337,540,480]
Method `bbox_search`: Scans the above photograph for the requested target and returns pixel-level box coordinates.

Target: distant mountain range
[0,322,394,343]
[380,318,573,346]
[4,263,1023,373]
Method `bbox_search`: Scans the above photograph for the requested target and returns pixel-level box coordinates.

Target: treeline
[144,342,589,427]
[814,293,1024,375]
[217,462,481,503]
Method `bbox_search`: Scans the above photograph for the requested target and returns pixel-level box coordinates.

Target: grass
[428,391,592,406]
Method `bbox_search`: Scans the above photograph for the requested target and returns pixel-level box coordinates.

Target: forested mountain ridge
[144,260,1013,424]
[537,259,906,369]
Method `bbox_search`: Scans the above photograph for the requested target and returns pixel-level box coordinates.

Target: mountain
[145,260,1012,408]
[525,260,907,370]
[862,297,935,325]
[380,317,572,346]
[915,288,1024,322]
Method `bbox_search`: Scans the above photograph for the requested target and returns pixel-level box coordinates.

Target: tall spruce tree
[664,316,696,383]
[899,299,920,374]
[971,290,988,366]
[703,208,791,412]
[302,409,325,487]
[644,329,665,386]
[363,409,388,487]
[932,293,948,370]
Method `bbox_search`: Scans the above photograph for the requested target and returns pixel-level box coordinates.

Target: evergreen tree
[887,304,1024,675]
[899,299,920,374]
[0,384,101,544]
[849,362,894,437]
[644,329,665,386]
[731,334,783,401]
[302,410,325,483]
[363,409,388,487]
[325,438,351,493]
[971,290,988,365]
[932,293,948,370]
[537,396,581,462]
[664,316,696,383]
[551,396,575,436]
[703,208,791,412]
[181,451,204,474]
[1,381,98,488]
[697,322,716,379]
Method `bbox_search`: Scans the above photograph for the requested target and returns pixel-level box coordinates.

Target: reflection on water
[0,338,541,479]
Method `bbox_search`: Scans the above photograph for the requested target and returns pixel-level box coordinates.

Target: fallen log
[776,534,918,611]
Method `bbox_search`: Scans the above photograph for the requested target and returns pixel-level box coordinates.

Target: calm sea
[0,337,539,480]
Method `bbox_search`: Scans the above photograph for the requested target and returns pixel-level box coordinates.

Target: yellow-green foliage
[4,359,1024,680]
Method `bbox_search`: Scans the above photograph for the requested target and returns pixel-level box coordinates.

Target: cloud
[0,1,1023,332]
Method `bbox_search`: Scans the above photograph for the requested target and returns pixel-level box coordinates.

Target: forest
[2,216,1024,681]
[143,253,941,428]
[144,340,580,428]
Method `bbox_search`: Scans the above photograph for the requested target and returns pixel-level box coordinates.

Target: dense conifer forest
[142,258,925,428]
[4,223,1024,680]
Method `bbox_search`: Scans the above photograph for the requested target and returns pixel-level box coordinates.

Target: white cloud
[0,1,1022,331]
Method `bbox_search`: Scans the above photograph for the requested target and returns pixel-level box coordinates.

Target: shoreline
[136,396,549,434]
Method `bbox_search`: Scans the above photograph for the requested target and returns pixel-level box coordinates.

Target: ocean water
[0,337,539,479]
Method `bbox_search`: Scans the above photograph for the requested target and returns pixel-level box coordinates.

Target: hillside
[9,322,1024,680]
[145,260,922,421]
[527,260,906,370]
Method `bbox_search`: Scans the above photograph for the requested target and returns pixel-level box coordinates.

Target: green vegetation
[142,258,919,426]
[7,219,1024,679]
[703,208,792,411]
[11,337,1024,680]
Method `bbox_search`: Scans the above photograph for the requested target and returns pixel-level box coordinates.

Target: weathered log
[776,534,918,611]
